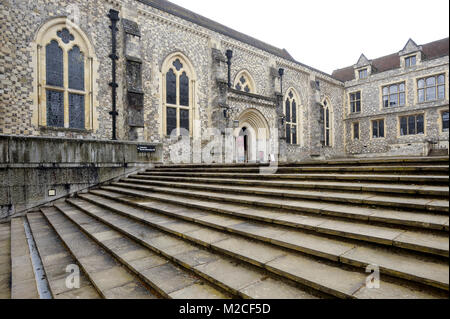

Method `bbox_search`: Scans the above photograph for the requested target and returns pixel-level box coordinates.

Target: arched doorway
[235,108,270,163]
[238,127,250,162]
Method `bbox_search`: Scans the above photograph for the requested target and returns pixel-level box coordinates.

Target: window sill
[39,126,92,133]
[399,133,425,137]
[417,99,446,105]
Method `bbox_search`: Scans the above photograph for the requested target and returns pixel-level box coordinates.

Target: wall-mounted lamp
[233,120,240,128]
[280,115,286,126]
[226,50,233,88]
[278,68,285,94]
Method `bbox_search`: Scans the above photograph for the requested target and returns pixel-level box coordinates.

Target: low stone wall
[0,135,162,220]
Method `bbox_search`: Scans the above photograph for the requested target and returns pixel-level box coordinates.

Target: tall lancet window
[163,56,194,136]
[285,89,299,145]
[321,99,332,147]
[37,21,94,130]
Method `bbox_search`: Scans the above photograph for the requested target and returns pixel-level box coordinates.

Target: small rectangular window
[417,74,446,102]
[359,69,368,79]
[442,111,449,132]
[405,56,416,67]
[350,92,361,113]
[372,119,385,138]
[353,122,359,140]
[400,115,425,136]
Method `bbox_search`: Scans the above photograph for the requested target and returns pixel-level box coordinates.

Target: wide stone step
[0,222,11,299]
[148,165,449,175]
[81,190,449,291]
[152,157,449,169]
[64,198,319,299]
[141,171,449,185]
[111,182,448,231]
[26,212,101,299]
[75,192,447,299]
[134,174,450,198]
[41,207,158,299]
[10,217,39,299]
[53,202,232,299]
[113,186,449,232]
[121,179,449,213]
[99,185,449,257]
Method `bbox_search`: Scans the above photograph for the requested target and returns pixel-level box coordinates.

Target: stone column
[275,93,287,162]
[309,77,323,157]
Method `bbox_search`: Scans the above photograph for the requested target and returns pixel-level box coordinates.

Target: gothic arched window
[36,20,95,130]
[321,99,333,147]
[233,71,255,93]
[285,89,299,145]
[163,55,194,136]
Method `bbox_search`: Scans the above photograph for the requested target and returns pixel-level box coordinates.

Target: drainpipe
[108,9,120,140]
[226,50,233,88]
[278,68,284,95]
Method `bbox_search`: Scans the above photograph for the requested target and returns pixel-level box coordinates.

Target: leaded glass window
[382,82,405,108]
[46,40,63,88]
[285,89,299,145]
[418,74,446,102]
[166,107,177,136]
[41,24,90,130]
[322,100,332,147]
[166,69,177,105]
[164,55,193,136]
[234,72,254,93]
[353,122,359,140]
[442,111,449,132]
[350,92,361,113]
[46,90,64,127]
[180,72,189,107]
[372,119,385,138]
[405,56,416,67]
[69,94,85,129]
[69,46,84,91]
[400,115,424,136]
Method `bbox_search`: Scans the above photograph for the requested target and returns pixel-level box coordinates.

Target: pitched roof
[331,38,449,82]
[136,0,336,79]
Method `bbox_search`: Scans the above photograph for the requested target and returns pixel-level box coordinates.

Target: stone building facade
[333,38,449,157]
[0,0,448,164]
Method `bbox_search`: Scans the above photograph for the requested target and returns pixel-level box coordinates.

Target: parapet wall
[0,135,162,220]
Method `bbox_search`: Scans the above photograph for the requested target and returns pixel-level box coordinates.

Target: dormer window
[405,55,416,67]
[359,69,368,79]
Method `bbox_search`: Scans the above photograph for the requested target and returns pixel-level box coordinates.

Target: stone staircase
[0,156,449,299]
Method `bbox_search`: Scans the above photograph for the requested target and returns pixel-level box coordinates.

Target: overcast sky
[168,0,449,74]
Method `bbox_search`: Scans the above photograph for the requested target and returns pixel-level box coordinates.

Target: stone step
[117,182,450,232]
[41,207,158,299]
[121,179,449,213]
[26,212,101,299]
[148,165,449,175]
[0,222,11,299]
[63,198,319,299]
[134,174,450,198]
[153,157,449,169]
[74,192,447,299]
[98,186,449,257]
[111,182,448,231]
[81,191,450,291]
[10,217,39,299]
[53,202,232,299]
[141,171,449,185]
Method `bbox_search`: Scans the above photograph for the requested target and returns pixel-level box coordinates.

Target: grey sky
[168,0,450,74]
